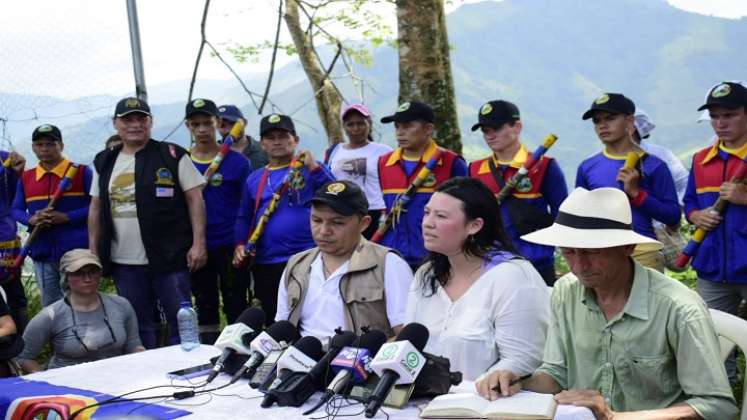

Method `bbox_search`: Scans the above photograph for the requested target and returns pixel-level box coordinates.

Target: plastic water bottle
[177,301,200,351]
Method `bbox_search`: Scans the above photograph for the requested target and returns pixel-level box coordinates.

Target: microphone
[364,323,429,418]
[230,320,298,383]
[265,330,358,407]
[260,336,323,407]
[207,308,265,383]
[304,329,387,415]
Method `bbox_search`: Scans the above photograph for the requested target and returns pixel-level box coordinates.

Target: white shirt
[641,142,688,204]
[90,152,205,264]
[405,258,549,381]
[328,142,393,210]
[275,251,413,340]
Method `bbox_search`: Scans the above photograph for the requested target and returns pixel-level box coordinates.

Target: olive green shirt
[537,261,737,420]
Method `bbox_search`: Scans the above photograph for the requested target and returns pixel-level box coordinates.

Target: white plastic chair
[709,308,747,420]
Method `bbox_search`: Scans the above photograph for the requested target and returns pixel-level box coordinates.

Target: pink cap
[341,103,371,119]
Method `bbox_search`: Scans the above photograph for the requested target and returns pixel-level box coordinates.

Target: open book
[420,390,557,419]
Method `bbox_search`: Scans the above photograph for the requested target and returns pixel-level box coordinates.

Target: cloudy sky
[1,0,745,114]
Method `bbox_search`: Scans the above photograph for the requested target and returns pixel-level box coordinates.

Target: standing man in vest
[276,180,411,338]
[12,124,92,306]
[88,97,207,348]
[233,114,334,321]
[377,101,467,270]
[186,98,251,343]
[684,81,747,382]
[576,93,680,272]
[0,150,27,333]
[217,104,268,171]
[469,100,567,285]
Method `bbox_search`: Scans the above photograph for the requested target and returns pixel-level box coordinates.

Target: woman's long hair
[420,177,518,296]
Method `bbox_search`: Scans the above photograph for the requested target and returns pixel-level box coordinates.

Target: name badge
[156,187,174,197]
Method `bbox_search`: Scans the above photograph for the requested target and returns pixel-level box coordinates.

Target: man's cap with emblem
[380,101,434,124]
[312,180,369,216]
[471,100,521,131]
[114,97,151,118]
[185,98,219,119]
[31,124,62,142]
[582,93,635,120]
[697,82,747,111]
[259,113,296,137]
[218,104,245,122]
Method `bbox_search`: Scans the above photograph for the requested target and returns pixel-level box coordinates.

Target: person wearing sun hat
[475,187,737,420]
[684,81,747,384]
[324,104,392,239]
[575,93,680,272]
[275,180,411,338]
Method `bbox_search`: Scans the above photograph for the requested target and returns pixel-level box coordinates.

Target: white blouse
[405,258,550,381]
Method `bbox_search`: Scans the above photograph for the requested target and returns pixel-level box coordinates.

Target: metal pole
[126,0,147,101]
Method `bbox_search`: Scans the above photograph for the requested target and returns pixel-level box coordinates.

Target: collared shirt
[275,252,412,339]
[537,262,737,420]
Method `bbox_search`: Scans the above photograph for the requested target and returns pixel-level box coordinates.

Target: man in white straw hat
[476,187,736,420]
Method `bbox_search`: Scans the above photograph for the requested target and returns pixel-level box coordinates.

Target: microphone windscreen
[236,307,266,330]
[266,320,299,343]
[358,330,387,354]
[395,323,429,351]
[330,331,357,349]
[294,336,324,361]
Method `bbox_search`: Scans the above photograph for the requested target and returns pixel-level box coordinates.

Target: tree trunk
[395,0,462,154]
[284,0,344,145]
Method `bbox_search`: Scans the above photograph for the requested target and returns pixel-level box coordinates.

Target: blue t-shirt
[191,150,251,250]
[0,151,18,241]
[575,150,680,239]
[235,163,335,264]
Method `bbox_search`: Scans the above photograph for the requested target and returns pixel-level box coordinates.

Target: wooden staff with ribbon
[203,120,244,183]
[242,153,307,263]
[11,163,80,274]
[674,158,747,268]
[495,134,558,204]
[370,148,445,243]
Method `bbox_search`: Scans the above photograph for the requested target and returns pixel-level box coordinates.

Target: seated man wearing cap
[186,99,252,343]
[576,93,680,272]
[217,104,268,171]
[234,114,335,322]
[276,180,411,338]
[476,187,737,420]
[685,81,747,383]
[12,124,93,307]
[377,101,467,270]
[469,100,568,285]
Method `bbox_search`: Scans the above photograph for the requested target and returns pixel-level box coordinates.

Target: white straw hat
[521,187,662,252]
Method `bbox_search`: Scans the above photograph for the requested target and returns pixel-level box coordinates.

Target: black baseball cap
[185,98,219,119]
[260,114,296,137]
[32,124,62,142]
[471,100,521,131]
[114,97,151,118]
[582,93,635,120]
[312,180,369,216]
[218,105,245,122]
[697,82,747,111]
[380,101,434,124]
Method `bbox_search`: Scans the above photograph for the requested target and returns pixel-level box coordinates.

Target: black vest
[93,140,193,275]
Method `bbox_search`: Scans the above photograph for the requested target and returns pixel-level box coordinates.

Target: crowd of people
[0,80,745,419]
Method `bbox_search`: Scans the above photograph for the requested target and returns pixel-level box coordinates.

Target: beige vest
[284,238,395,337]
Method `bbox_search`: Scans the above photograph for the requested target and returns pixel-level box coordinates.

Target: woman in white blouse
[405,177,550,381]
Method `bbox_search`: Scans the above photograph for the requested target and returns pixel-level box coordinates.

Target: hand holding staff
[675,158,747,268]
[495,134,558,204]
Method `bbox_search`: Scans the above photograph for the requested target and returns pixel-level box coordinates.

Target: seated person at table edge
[476,187,737,420]
[276,180,412,338]
[18,249,144,371]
